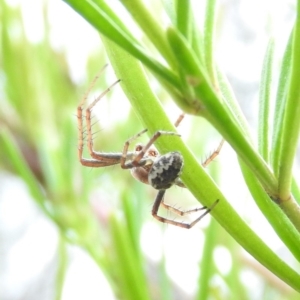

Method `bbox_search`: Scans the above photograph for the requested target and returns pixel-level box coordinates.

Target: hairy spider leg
[174,112,185,127]
[201,139,225,167]
[152,190,219,229]
[85,79,121,163]
[78,96,118,167]
[152,137,224,225]
[77,67,124,167]
[160,201,208,215]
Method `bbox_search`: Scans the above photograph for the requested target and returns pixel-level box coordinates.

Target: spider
[77,66,222,229]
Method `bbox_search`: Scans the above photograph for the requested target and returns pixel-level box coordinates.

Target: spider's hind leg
[152,190,219,229]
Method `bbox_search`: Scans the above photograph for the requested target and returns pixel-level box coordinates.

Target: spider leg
[201,139,225,167]
[77,99,122,167]
[120,113,183,170]
[133,131,181,166]
[161,201,207,216]
[174,178,185,188]
[78,103,121,167]
[120,129,149,169]
[173,139,224,188]
[78,64,108,108]
[120,130,180,169]
[152,190,219,229]
[78,97,110,167]
[174,113,185,128]
[85,80,120,162]
[77,66,123,167]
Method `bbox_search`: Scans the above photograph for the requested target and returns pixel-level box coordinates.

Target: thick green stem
[101,37,300,292]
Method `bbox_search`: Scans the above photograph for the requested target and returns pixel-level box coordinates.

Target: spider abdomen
[148,152,183,190]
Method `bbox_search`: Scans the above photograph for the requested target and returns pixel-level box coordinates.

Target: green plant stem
[278,198,300,233]
[175,0,191,40]
[278,1,300,201]
[240,160,300,261]
[101,37,300,292]
[166,27,279,195]
[271,31,293,177]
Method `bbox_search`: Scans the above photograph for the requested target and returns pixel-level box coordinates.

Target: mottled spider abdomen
[148,152,183,190]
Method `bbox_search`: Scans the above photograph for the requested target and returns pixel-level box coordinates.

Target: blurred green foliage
[1,0,300,299]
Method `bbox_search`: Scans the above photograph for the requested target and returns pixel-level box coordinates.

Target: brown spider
[77,66,222,229]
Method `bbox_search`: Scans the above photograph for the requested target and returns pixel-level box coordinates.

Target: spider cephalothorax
[77,66,222,229]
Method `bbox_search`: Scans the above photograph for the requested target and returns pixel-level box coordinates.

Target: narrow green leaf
[258,39,274,162]
[271,30,293,177]
[203,0,218,83]
[278,2,300,201]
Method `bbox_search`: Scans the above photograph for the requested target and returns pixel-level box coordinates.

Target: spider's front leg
[77,66,123,167]
[84,80,120,164]
[77,90,116,167]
